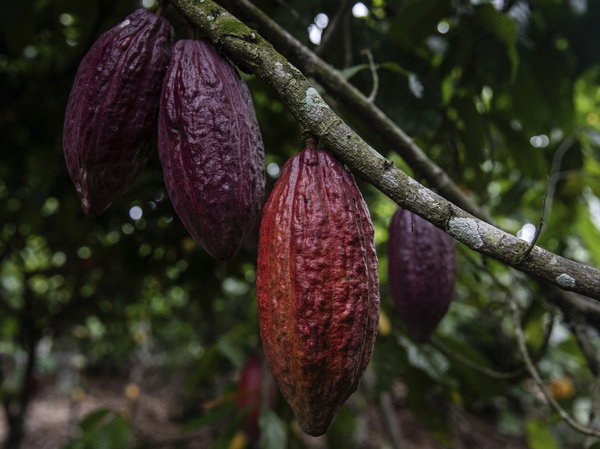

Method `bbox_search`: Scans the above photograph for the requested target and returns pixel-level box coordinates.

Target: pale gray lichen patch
[381,169,401,191]
[449,217,484,249]
[273,61,294,86]
[556,273,576,289]
[273,61,285,77]
[304,87,327,119]
[287,62,302,74]
[420,188,437,205]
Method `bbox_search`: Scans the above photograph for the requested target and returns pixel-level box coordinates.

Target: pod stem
[156,0,168,16]
[184,19,196,39]
[301,126,319,150]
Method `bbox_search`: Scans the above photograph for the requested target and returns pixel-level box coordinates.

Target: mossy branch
[217,0,494,225]
[168,0,600,302]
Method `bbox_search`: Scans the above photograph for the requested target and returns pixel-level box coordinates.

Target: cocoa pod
[63,9,174,216]
[158,39,265,261]
[387,207,457,342]
[256,147,380,436]
[236,355,278,441]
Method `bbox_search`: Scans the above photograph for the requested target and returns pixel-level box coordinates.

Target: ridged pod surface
[388,207,457,342]
[158,39,265,261]
[63,9,174,216]
[257,148,380,436]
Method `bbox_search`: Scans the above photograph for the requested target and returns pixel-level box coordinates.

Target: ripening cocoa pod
[387,207,457,342]
[158,39,265,261]
[257,147,380,436]
[236,355,278,442]
[63,9,174,216]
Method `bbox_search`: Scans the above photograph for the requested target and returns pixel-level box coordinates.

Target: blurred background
[1,0,600,448]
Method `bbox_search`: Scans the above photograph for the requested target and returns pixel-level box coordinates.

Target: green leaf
[339,64,369,81]
[397,335,451,385]
[185,345,223,397]
[388,0,452,48]
[525,418,558,449]
[475,4,519,82]
[452,95,487,186]
[379,62,410,77]
[259,409,287,449]
[217,333,246,368]
[437,336,506,401]
[404,371,453,445]
[95,415,133,449]
[209,408,246,449]
[78,409,112,432]
[183,400,235,431]
[64,411,133,449]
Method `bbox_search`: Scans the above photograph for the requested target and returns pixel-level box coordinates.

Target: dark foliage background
[1,0,600,448]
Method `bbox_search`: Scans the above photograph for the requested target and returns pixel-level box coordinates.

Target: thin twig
[342,11,352,68]
[544,128,585,225]
[456,245,509,293]
[510,295,600,438]
[569,318,600,438]
[516,175,550,264]
[569,315,600,377]
[431,309,555,380]
[271,0,302,21]
[315,0,352,57]
[362,48,379,103]
[431,336,518,379]
[478,91,496,196]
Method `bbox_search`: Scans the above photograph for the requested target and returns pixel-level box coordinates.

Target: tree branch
[168,0,600,302]
[217,0,495,224]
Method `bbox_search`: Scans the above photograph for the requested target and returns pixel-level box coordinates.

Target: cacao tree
[1,0,600,448]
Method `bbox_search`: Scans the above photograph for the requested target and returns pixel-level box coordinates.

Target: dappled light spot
[517,223,536,243]
[352,2,368,18]
[129,205,143,220]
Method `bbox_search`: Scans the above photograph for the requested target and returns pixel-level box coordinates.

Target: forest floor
[0,374,530,449]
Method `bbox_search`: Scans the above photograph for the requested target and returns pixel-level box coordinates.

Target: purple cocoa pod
[387,207,456,342]
[63,9,174,216]
[158,39,266,261]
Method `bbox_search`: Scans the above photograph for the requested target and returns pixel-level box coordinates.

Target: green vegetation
[1,0,600,448]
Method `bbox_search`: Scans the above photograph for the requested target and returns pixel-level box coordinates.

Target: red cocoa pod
[387,207,457,342]
[236,355,278,442]
[256,147,380,436]
[63,9,174,216]
[158,39,265,261]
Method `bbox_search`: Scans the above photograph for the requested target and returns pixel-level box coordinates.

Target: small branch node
[515,175,550,265]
